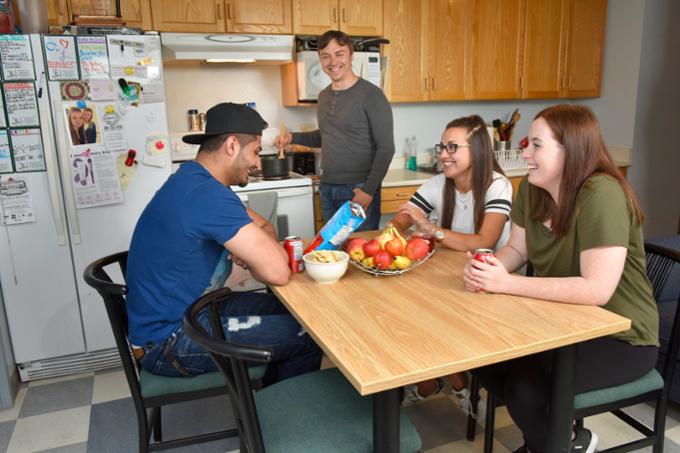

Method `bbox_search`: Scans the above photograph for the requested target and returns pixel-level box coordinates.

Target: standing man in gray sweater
[276,30,394,230]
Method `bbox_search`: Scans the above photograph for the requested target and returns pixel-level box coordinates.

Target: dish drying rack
[494,148,526,171]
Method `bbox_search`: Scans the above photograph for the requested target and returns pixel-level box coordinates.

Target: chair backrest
[183,288,273,453]
[645,242,680,386]
[82,251,145,404]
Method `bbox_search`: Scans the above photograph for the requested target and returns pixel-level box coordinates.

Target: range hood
[161,33,294,63]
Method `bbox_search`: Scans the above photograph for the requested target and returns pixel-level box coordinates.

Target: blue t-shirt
[126,161,252,345]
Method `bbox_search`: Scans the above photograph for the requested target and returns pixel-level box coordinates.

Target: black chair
[83,251,248,452]
[473,242,680,453]
[183,287,424,453]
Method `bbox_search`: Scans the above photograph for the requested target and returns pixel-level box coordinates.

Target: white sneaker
[402,378,445,406]
[453,387,486,420]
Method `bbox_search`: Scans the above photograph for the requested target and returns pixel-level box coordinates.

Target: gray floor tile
[493,423,524,452]
[35,442,88,453]
[0,419,16,452]
[19,377,94,418]
[87,395,239,453]
[403,396,473,450]
[621,401,680,430]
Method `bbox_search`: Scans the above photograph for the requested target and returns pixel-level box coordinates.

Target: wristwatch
[434,228,446,242]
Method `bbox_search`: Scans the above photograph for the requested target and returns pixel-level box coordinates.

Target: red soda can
[473,248,495,263]
[284,236,304,273]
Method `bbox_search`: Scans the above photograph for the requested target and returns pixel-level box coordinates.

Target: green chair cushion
[574,369,664,410]
[255,368,422,453]
[140,364,267,399]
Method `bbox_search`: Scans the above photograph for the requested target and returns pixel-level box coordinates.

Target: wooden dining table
[270,243,631,453]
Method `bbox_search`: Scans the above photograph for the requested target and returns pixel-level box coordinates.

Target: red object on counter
[284,236,304,273]
[125,149,136,166]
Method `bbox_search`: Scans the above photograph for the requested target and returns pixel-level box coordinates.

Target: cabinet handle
[217,3,222,19]
[226,3,232,19]
[431,77,436,91]
[396,193,411,198]
[342,7,346,23]
[424,77,429,90]
[333,7,337,23]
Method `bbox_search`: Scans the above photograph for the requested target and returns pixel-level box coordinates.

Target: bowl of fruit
[345,226,434,276]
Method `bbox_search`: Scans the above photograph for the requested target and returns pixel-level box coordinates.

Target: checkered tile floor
[0,367,679,452]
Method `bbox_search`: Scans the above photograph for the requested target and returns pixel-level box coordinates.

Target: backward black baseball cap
[182,102,268,145]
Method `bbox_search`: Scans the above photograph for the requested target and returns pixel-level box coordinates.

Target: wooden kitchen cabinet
[48,0,70,29]
[151,0,226,32]
[382,0,466,102]
[292,0,381,36]
[225,0,292,34]
[49,0,152,30]
[380,185,418,214]
[465,0,525,100]
[561,0,607,97]
[521,0,607,99]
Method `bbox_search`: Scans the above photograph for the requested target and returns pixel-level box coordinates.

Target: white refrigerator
[0,34,171,380]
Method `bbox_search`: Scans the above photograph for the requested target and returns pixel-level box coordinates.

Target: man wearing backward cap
[126,103,322,385]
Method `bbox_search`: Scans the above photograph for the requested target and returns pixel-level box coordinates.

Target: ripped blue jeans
[139,291,322,386]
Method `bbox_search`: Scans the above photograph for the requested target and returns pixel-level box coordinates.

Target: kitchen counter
[383,146,632,186]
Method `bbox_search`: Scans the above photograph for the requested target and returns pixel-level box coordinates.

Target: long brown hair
[440,115,505,231]
[530,104,644,236]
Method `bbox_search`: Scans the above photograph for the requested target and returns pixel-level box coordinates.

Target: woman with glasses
[390,114,512,411]
[464,105,658,453]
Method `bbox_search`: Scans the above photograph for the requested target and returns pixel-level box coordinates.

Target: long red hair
[530,105,644,236]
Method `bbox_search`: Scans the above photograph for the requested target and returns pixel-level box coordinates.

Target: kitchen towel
[247,191,278,229]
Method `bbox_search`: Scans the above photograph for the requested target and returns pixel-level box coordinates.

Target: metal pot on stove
[260,153,293,179]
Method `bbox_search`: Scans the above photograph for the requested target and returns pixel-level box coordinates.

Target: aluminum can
[473,248,495,263]
[284,236,304,273]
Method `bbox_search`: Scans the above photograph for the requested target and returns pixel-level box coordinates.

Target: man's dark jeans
[319,182,381,231]
[140,291,322,387]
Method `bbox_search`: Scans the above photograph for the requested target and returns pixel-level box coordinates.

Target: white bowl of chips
[303,250,349,284]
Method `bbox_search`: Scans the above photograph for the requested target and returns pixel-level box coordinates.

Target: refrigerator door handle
[52,100,81,245]
[42,100,67,246]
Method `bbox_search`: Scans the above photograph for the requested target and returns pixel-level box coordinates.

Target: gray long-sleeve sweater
[291,78,394,196]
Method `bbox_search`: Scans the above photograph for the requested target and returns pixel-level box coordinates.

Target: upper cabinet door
[382,0,427,102]
[466,0,525,100]
[562,0,607,97]
[151,0,226,32]
[427,0,467,101]
[225,0,292,34]
[120,0,154,30]
[522,0,564,98]
[293,0,337,35]
[48,0,70,28]
[339,0,382,36]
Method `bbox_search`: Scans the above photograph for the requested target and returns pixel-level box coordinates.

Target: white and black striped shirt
[408,171,512,250]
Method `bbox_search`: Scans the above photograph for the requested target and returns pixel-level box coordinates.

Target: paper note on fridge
[43,35,79,81]
[107,36,162,83]
[0,177,36,225]
[0,131,11,173]
[11,128,45,172]
[89,80,117,100]
[4,82,39,127]
[0,35,35,81]
[77,36,110,80]
[69,145,123,209]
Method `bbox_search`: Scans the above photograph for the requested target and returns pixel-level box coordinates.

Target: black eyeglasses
[434,142,471,155]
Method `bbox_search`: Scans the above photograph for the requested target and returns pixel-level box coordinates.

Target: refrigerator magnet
[61,81,88,101]
[116,150,137,190]
[142,134,168,168]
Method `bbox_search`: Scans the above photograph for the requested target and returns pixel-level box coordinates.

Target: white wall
[630,0,680,237]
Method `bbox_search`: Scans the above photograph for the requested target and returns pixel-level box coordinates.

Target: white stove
[230,171,312,192]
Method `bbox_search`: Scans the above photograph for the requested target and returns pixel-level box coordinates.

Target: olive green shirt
[511,175,658,346]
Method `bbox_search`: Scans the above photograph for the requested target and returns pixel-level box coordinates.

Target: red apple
[384,237,405,257]
[405,238,430,261]
[346,237,368,261]
[374,250,393,270]
[363,239,381,257]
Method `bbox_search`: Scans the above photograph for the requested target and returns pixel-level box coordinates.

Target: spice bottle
[187,109,199,131]
[198,112,206,131]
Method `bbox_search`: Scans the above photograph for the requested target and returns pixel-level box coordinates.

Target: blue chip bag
[305,201,366,253]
